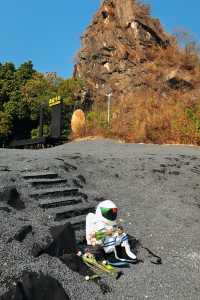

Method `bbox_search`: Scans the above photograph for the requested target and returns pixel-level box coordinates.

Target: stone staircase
[23,171,95,234]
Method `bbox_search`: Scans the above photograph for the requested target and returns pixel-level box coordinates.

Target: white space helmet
[95,200,118,224]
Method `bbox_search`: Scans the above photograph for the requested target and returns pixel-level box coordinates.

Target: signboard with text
[49,96,61,107]
[49,96,62,137]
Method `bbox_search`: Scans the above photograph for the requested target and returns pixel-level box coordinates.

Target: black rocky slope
[0,140,200,299]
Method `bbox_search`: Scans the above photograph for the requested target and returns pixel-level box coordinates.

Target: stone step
[39,197,82,209]
[53,215,86,231]
[30,178,68,188]
[48,203,95,222]
[23,172,58,180]
[191,167,200,175]
[0,206,11,213]
[69,215,86,230]
[75,191,88,201]
[30,187,79,200]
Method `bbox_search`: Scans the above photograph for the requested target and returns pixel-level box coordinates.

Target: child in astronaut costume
[86,200,137,261]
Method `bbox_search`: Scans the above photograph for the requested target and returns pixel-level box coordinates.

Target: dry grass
[81,87,200,145]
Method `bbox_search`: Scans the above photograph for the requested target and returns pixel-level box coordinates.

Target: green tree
[0,60,86,143]
[0,61,37,140]
[58,78,84,105]
[0,111,12,144]
[21,73,54,122]
[15,61,35,84]
[0,62,16,109]
[57,78,86,137]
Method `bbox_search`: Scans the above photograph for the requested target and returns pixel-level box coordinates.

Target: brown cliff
[74,0,200,144]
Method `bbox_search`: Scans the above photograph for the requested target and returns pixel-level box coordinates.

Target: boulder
[0,186,25,210]
[0,272,69,300]
[71,109,86,136]
[14,225,32,242]
[32,222,77,258]
[45,222,77,257]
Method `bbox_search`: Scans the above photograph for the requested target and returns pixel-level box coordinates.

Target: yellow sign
[49,96,61,107]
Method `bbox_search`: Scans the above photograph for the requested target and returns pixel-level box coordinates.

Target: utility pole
[107,92,112,125]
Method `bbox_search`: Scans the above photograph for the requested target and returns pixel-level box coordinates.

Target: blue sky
[0,0,199,78]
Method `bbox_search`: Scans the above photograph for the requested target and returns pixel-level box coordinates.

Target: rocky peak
[74,0,176,102]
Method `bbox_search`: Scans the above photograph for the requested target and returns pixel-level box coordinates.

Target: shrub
[82,89,200,145]
[31,125,50,139]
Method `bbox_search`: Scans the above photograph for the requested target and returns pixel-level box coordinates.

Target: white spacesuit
[86,200,137,261]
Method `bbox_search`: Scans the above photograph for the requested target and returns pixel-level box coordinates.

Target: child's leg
[103,236,117,253]
[103,234,137,260]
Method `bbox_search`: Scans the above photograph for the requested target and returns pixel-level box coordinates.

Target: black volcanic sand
[0,140,200,299]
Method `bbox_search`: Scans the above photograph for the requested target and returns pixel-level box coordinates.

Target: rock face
[75,0,196,103]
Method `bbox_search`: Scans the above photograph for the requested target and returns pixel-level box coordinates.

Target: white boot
[124,242,137,260]
[121,239,137,260]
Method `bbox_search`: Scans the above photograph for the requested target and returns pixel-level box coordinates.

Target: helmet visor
[100,207,118,221]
